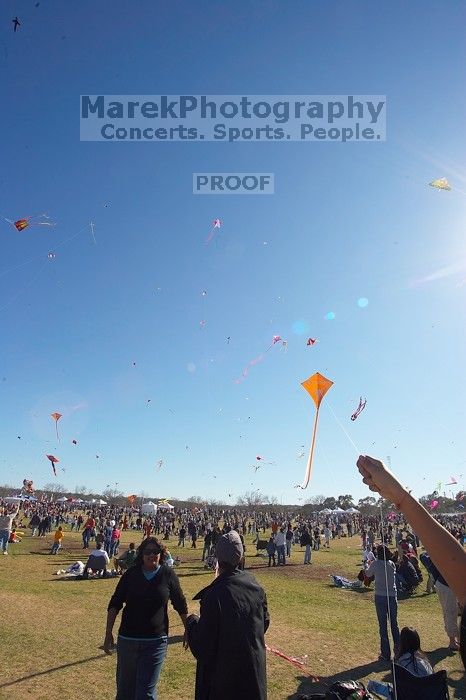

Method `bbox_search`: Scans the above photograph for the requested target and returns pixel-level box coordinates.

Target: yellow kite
[299,372,333,489]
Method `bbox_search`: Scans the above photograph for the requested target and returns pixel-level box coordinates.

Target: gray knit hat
[215,530,243,567]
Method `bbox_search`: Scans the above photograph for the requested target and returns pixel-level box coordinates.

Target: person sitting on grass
[8,528,22,544]
[83,540,110,578]
[395,626,433,677]
[115,542,137,574]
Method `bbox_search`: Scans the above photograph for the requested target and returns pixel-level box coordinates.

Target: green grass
[0,528,465,699]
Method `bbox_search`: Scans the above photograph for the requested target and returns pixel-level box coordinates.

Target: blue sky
[1,1,466,504]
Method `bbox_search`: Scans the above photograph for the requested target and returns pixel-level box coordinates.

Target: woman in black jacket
[104,537,188,700]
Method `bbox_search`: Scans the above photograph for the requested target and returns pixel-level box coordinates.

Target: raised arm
[357,455,466,606]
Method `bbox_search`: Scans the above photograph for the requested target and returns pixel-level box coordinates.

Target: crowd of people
[1,457,465,699]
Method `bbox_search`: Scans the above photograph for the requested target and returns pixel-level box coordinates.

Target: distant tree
[102,486,124,503]
[357,496,378,514]
[186,496,205,504]
[0,484,17,498]
[336,494,354,510]
[322,496,337,510]
[304,494,327,509]
[74,485,88,496]
[42,482,66,496]
[236,490,268,507]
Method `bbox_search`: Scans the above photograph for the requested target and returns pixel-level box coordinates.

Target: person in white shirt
[365,545,400,661]
[274,528,286,566]
[83,542,110,578]
[0,505,19,554]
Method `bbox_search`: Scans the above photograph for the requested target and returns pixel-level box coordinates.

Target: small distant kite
[47,252,56,260]
[51,412,62,440]
[72,439,77,445]
[156,460,163,471]
[205,218,222,244]
[127,494,137,504]
[236,335,285,384]
[446,476,458,485]
[299,372,333,489]
[46,454,59,476]
[351,397,367,421]
[307,338,317,346]
[429,178,451,191]
[429,499,439,510]
[199,319,206,328]
[2,213,55,231]
[12,16,21,32]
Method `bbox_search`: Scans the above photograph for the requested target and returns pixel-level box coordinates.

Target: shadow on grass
[288,659,388,699]
[0,654,106,689]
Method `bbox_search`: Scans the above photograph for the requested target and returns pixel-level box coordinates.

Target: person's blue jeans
[277,544,286,565]
[116,636,168,700]
[304,544,311,563]
[374,595,400,660]
[51,542,61,554]
[0,529,9,553]
[286,540,292,557]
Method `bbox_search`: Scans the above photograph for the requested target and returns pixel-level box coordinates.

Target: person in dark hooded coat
[186,530,270,700]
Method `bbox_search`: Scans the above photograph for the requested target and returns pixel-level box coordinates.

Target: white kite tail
[301,408,320,489]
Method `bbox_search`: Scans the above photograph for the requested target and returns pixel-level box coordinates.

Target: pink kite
[205,218,222,244]
[265,644,320,681]
[51,412,62,440]
[430,500,439,510]
[446,476,458,485]
[235,335,285,384]
[307,338,317,346]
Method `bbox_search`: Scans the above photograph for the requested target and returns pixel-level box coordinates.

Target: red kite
[299,372,333,489]
[46,454,59,476]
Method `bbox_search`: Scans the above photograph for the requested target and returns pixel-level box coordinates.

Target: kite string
[378,501,399,700]
[326,400,360,455]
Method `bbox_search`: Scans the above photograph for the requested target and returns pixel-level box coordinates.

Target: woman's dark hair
[134,537,167,568]
[376,544,392,561]
[398,626,421,657]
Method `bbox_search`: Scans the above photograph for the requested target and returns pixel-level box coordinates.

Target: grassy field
[0,526,465,700]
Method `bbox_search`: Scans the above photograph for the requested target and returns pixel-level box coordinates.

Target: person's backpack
[325,680,374,699]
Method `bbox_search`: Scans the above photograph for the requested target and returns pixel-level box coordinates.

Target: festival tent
[320,508,332,514]
[157,501,174,511]
[142,501,157,515]
[345,507,360,514]
[90,498,107,505]
[331,507,346,513]
[56,496,69,502]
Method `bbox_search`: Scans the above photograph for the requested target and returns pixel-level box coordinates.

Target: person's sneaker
[3,551,8,555]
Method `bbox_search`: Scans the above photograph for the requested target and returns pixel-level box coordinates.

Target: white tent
[56,496,69,502]
[90,498,107,505]
[345,507,360,514]
[332,507,345,513]
[157,501,174,511]
[142,501,157,515]
[320,508,332,514]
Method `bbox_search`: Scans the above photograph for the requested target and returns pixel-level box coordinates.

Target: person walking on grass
[300,526,312,564]
[51,526,64,554]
